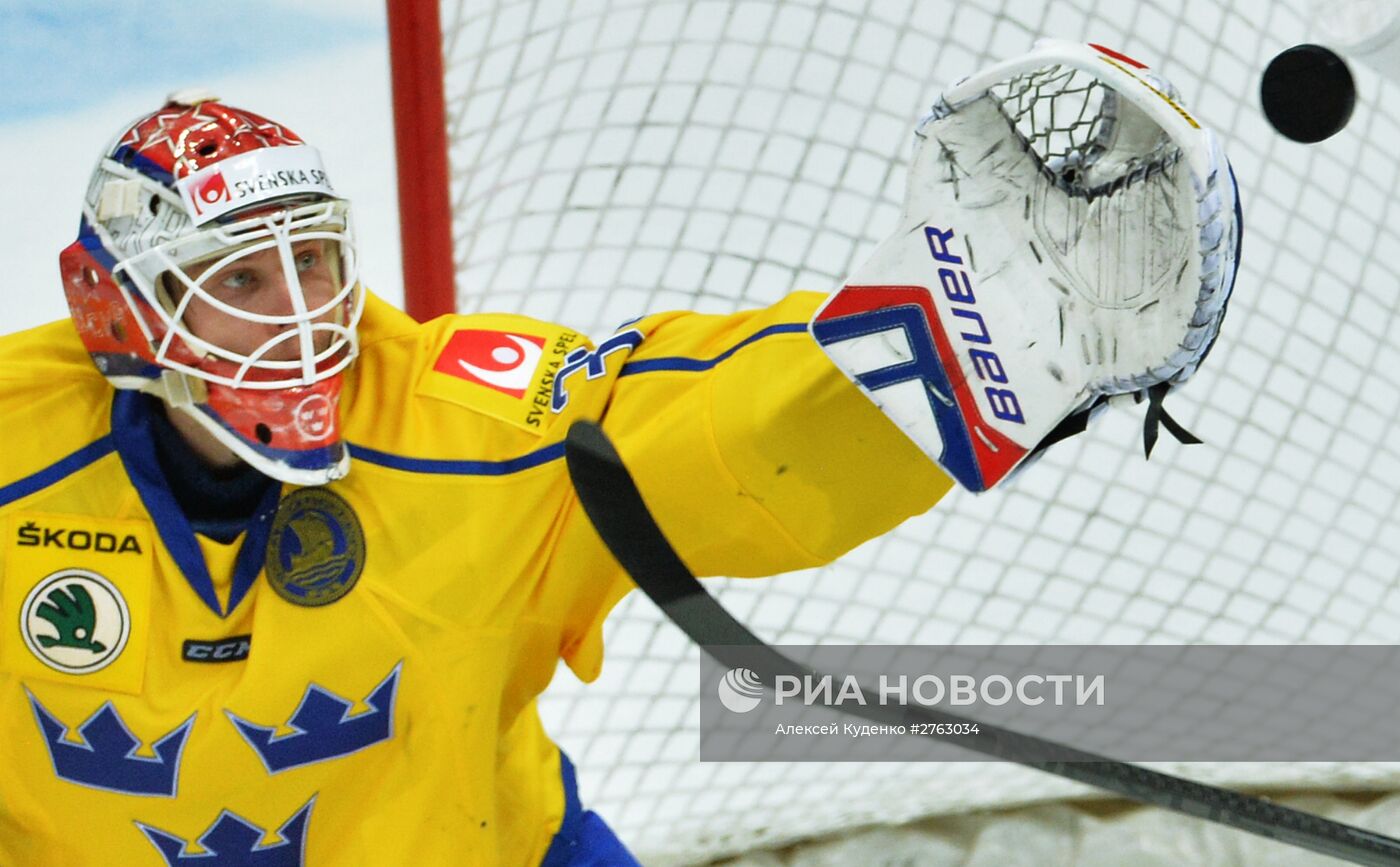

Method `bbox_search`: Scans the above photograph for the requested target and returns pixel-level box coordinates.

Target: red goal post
[386,0,456,322]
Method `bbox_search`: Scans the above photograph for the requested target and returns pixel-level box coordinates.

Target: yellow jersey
[0,290,951,865]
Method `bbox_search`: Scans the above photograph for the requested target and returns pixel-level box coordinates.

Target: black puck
[1260,44,1356,143]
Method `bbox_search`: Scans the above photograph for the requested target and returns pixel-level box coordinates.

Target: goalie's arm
[563,290,955,580]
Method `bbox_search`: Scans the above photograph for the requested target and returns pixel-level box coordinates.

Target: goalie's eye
[295,249,319,273]
[217,269,256,293]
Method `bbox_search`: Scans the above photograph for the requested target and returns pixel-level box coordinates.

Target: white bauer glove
[812,41,1241,492]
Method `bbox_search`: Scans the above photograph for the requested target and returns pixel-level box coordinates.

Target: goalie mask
[58,91,363,486]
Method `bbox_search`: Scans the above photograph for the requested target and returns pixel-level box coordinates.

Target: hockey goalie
[0,41,1237,865]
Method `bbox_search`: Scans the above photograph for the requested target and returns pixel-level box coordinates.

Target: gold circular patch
[265,488,366,607]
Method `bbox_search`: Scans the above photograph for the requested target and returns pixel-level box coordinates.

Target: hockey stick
[563,420,1400,867]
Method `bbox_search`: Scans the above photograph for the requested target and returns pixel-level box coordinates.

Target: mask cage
[110,199,363,390]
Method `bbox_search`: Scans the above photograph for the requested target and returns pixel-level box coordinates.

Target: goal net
[390,0,1400,862]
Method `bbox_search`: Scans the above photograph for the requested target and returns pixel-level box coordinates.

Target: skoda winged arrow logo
[21,569,130,674]
[34,583,106,652]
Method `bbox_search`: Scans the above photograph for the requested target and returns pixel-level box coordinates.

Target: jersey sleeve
[551,291,955,677]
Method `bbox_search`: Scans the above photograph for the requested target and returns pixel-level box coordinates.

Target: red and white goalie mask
[58,91,364,486]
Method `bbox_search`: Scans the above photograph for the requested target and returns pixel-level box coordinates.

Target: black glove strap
[1143,382,1203,458]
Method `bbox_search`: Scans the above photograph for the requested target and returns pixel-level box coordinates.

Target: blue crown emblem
[227,663,401,773]
[28,691,193,796]
[138,798,314,866]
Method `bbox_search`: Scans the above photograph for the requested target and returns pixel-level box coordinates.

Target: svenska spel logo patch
[175,144,336,225]
[185,169,231,216]
[20,569,131,674]
[433,329,546,398]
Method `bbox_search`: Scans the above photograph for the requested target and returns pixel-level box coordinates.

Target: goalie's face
[129,204,365,487]
[148,200,361,388]
[178,236,345,365]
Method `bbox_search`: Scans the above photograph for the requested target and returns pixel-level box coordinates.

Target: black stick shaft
[564,420,1400,867]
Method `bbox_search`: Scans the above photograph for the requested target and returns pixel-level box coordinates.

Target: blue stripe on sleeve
[0,436,116,508]
[617,322,808,376]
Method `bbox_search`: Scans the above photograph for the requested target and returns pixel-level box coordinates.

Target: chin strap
[144,369,207,408]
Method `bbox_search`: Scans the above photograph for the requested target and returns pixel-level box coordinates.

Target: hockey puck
[1260,44,1356,143]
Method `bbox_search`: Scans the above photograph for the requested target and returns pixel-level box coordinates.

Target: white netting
[995,65,1113,165]
[434,0,1400,862]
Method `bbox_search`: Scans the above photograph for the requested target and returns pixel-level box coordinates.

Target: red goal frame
[386,0,456,322]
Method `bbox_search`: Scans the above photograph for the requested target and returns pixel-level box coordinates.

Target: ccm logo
[182,635,251,663]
